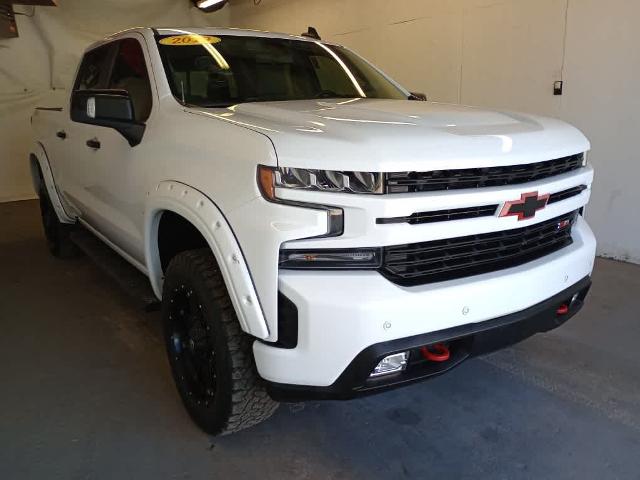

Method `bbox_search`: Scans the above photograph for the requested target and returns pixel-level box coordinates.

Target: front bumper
[253,217,596,390]
[267,276,591,401]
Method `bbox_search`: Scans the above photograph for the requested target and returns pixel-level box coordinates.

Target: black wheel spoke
[167,285,217,404]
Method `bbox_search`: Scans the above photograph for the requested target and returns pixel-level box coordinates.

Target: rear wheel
[162,249,278,435]
[38,181,78,258]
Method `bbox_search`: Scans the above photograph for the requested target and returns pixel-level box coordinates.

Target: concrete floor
[1,199,639,480]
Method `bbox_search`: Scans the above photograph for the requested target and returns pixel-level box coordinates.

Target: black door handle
[56,130,67,139]
[86,139,101,149]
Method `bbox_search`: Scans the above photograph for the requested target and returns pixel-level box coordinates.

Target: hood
[192,99,590,171]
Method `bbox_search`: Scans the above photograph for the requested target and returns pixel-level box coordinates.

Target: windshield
[156,33,407,107]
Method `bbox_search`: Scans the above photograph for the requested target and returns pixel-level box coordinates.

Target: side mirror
[408,92,428,101]
[71,90,145,147]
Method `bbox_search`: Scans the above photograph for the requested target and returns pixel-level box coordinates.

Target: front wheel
[162,249,278,435]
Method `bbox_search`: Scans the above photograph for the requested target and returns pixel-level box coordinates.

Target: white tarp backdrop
[228,0,640,265]
[0,0,229,203]
[1,0,638,264]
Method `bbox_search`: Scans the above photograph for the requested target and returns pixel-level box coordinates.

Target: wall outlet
[554,80,564,96]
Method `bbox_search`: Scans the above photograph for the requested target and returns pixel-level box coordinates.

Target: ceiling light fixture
[193,0,228,12]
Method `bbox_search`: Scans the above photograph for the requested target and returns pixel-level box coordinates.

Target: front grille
[385,154,584,193]
[376,186,587,225]
[381,211,578,286]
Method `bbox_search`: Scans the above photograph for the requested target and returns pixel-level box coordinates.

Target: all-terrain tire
[162,249,278,435]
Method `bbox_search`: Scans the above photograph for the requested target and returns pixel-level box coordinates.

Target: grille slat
[377,205,498,225]
[381,211,577,286]
[548,185,587,204]
[386,154,584,193]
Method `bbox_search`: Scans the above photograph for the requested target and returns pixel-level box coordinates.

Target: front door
[60,42,115,215]
[67,35,156,264]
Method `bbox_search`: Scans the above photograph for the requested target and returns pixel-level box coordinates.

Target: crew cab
[30,27,596,435]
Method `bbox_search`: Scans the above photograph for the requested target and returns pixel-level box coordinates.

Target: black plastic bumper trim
[266,276,592,401]
[258,292,299,349]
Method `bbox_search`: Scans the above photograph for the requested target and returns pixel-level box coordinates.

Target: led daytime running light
[274,167,383,194]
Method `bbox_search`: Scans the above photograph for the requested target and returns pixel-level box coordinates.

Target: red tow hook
[556,304,570,315]
[420,343,450,362]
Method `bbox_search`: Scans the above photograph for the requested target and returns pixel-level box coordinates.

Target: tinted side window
[108,38,152,122]
[74,44,113,91]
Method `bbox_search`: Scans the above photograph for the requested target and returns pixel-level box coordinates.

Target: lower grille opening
[381,211,578,286]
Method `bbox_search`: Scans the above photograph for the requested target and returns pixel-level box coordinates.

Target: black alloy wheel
[162,249,278,435]
[166,284,218,407]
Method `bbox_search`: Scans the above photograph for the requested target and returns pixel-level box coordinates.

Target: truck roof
[105,26,314,42]
[83,26,323,53]
[154,27,315,42]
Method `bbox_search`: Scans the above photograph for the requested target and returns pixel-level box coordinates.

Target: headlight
[279,248,382,269]
[257,165,345,238]
[258,165,383,200]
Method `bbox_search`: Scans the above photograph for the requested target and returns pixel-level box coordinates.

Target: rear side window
[108,39,153,122]
[74,44,113,90]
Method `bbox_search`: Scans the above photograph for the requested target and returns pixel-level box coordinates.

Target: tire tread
[165,249,278,435]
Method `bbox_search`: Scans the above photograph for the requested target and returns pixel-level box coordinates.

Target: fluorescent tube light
[196,0,227,10]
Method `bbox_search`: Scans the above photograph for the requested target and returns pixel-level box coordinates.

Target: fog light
[370,352,409,377]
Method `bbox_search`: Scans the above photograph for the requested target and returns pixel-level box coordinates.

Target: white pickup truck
[31,27,596,435]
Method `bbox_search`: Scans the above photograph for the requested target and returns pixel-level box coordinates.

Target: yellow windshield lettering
[159,35,222,46]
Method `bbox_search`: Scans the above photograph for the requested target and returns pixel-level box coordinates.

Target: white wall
[560,0,640,264]
[228,0,640,264]
[2,0,637,263]
[0,0,229,203]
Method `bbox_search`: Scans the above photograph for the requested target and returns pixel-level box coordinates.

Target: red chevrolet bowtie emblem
[499,191,550,221]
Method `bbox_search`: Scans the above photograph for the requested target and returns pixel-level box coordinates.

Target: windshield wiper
[315,90,363,99]
[198,102,237,108]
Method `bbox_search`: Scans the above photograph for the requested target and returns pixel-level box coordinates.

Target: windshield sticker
[159,35,222,46]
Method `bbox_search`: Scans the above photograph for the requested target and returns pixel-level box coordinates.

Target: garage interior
[1,0,639,478]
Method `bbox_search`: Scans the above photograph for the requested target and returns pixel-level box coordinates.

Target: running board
[69,230,160,312]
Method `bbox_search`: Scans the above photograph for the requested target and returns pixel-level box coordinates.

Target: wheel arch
[145,181,270,340]
[29,153,43,194]
[29,142,75,224]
